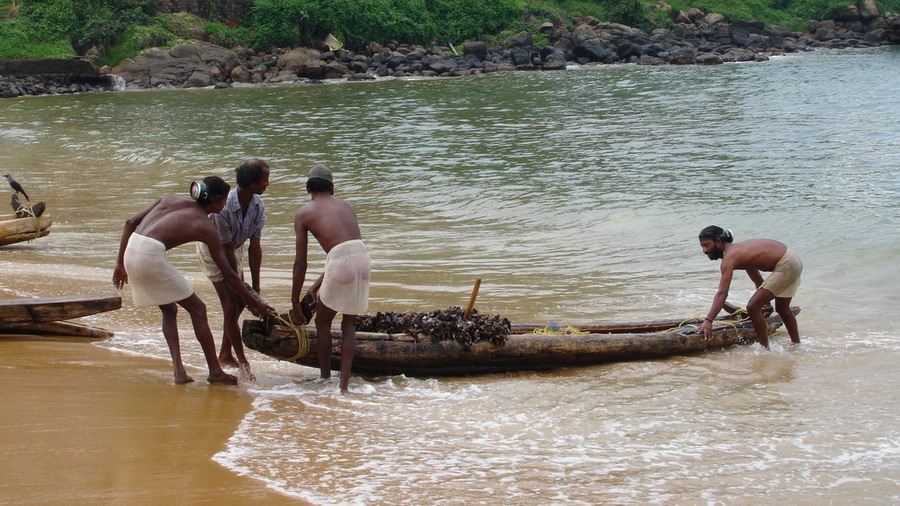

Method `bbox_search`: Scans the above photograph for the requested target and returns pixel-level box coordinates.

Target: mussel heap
[356,306,511,348]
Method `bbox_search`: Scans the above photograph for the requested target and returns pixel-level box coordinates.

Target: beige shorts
[124,233,194,307]
[196,242,243,283]
[318,239,371,315]
[760,248,802,298]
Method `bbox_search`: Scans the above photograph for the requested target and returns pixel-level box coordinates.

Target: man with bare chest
[291,165,371,393]
[698,225,801,348]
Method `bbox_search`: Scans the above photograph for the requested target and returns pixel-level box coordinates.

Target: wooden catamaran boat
[0,294,121,338]
[242,307,799,377]
[0,294,122,324]
[0,212,52,246]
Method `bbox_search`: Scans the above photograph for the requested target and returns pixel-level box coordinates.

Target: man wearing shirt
[197,159,270,380]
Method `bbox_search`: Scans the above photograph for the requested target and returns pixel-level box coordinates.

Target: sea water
[0,46,897,503]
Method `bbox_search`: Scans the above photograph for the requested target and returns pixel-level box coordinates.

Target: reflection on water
[1,47,898,503]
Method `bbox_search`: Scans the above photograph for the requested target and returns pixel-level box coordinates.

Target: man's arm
[746,268,764,289]
[248,236,262,293]
[203,227,273,315]
[700,263,735,338]
[112,199,159,289]
[291,213,309,319]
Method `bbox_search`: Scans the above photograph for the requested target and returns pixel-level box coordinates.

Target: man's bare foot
[218,355,240,368]
[207,371,238,385]
[174,373,195,384]
[239,363,256,382]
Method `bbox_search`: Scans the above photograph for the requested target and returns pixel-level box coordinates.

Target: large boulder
[573,39,613,63]
[859,0,880,20]
[668,46,697,64]
[814,19,838,41]
[463,41,488,62]
[114,42,238,88]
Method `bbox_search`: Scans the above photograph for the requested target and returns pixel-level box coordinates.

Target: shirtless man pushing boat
[113,176,274,385]
[698,225,801,349]
[291,165,371,394]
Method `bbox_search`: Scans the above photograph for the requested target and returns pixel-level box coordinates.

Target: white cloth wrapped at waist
[318,239,371,315]
[124,233,193,307]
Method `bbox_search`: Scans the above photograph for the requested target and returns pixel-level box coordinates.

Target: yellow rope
[15,204,43,240]
[531,326,590,335]
[269,312,310,361]
[665,307,751,333]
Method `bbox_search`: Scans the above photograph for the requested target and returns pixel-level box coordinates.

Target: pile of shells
[357,306,511,348]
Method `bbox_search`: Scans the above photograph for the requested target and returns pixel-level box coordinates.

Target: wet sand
[0,335,294,503]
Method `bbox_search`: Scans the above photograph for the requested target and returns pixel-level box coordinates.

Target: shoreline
[3,11,898,99]
[0,335,294,503]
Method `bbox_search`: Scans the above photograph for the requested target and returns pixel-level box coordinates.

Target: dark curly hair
[235,159,269,187]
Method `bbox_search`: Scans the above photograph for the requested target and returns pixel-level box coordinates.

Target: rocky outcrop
[113,41,239,88]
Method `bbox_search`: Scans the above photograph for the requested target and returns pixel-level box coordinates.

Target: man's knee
[159,303,178,317]
[181,298,208,319]
[775,298,793,315]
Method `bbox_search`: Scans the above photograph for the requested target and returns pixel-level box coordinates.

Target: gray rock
[463,41,488,62]
[573,40,613,63]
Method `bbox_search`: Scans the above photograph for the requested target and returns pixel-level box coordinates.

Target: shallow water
[1,46,898,503]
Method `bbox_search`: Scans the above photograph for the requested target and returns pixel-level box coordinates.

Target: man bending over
[698,225,801,349]
[113,176,273,385]
[292,165,371,394]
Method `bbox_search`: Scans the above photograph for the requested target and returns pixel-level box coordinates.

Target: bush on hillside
[0,17,74,58]
[18,0,154,54]
[246,0,520,50]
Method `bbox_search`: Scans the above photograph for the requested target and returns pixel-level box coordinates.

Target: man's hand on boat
[244,288,275,317]
[700,320,713,339]
[289,291,317,325]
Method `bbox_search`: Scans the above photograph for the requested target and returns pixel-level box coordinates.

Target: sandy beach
[0,335,293,503]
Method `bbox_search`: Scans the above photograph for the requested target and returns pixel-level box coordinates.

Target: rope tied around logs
[269,312,310,361]
[531,325,590,335]
[15,204,43,240]
[667,306,751,333]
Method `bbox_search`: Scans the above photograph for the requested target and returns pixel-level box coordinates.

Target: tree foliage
[246,0,520,50]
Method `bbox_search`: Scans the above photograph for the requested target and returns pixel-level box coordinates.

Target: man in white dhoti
[113,176,274,385]
[291,165,371,393]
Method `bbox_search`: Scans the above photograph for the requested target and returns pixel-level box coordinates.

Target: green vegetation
[0,0,896,63]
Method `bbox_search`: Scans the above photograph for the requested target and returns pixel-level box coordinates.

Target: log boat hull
[242,308,799,377]
[0,294,122,324]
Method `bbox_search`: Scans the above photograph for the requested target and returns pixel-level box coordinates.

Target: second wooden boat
[0,294,122,324]
[0,212,52,246]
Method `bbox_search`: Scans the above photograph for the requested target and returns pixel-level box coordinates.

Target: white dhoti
[318,239,371,315]
[124,233,194,307]
[196,242,243,283]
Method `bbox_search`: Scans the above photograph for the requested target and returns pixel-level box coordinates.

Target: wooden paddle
[463,278,482,319]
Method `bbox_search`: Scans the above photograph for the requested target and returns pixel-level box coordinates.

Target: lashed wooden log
[242,308,798,377]
[0,294,122,324]
[0,320,114,338]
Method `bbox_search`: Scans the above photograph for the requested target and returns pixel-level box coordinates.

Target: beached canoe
[241,308,799,377]
[0,212,52,246]
[0,320,114,338]
[0,294,121,324]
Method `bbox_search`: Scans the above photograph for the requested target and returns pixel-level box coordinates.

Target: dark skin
[699,237,800,349]
[214,166,270,379]
[113,195,274,385]
[291,185,363,394]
